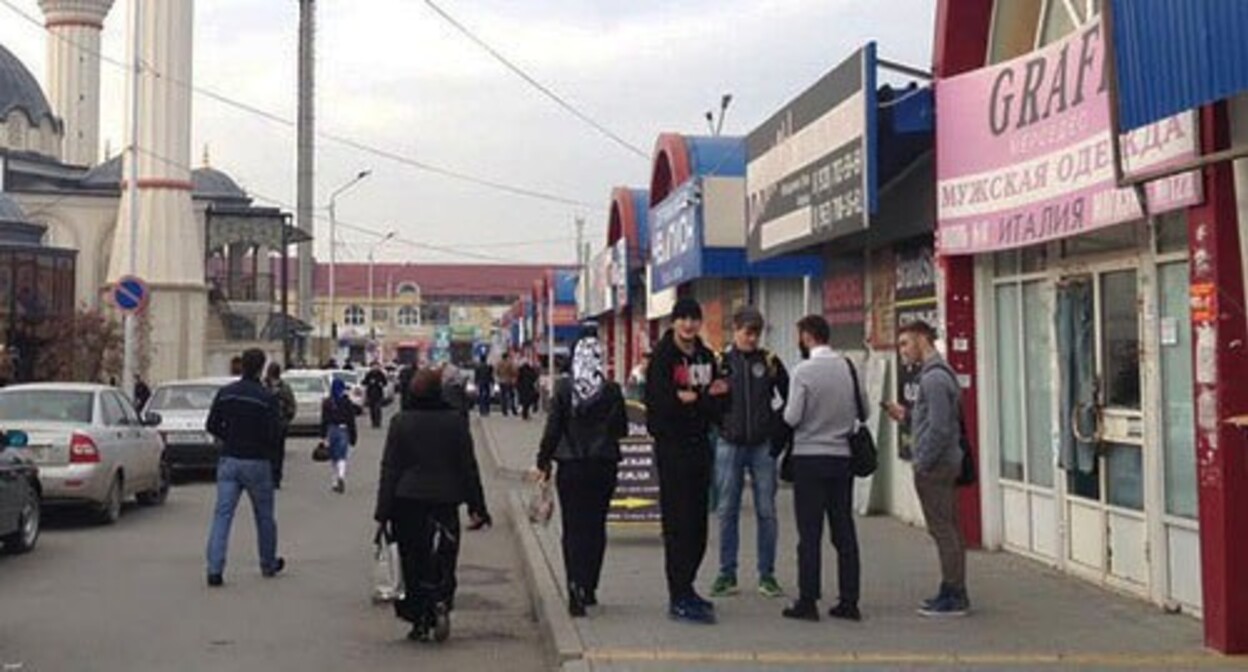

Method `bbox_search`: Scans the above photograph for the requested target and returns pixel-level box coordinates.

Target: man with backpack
[709,307,789,601]
[884,320,970,617]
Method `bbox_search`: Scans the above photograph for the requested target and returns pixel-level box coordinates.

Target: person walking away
[133,375,152,411]
[536,335,627,617]
[321,378,358,493]
[397,364,415,409]
[781,315,865,622]
[473,355,495,416]
[884,320,969,617]
[644,297,726,624]
[204,348,286,587]
[264,363,297,489]
[710,307,789,600]
[363,362,389,429]
[496,353,519,416]
[374,368,490,642]
[517,356,539,421]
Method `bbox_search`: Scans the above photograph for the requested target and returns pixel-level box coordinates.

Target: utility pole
[296,0,316,331]
[121,0,141,399]
[574,216,587,316]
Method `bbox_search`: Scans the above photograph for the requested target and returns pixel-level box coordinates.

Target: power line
[422,0,650,161]
[0,0,598,209]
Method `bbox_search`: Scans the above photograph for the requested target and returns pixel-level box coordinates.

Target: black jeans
[500,384,517,416]
[392,501,461,623]
[368,400,383,429]
[792,455,860,606]
[556,460,618,593]
[655,435,712,603]
[271,428,287,488]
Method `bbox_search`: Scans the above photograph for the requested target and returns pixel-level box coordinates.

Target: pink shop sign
[936,20,1202,255]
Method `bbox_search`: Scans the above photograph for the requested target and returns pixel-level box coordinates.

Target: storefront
[648,133,821,364]
[606,187,651,386]
[746,42,936,518]
[935,2,1211,617]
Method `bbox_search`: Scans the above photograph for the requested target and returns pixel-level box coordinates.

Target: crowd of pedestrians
[532,298,971,625]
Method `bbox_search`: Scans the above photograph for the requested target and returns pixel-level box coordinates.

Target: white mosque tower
[107,0,206,381]
[38,0,115,166]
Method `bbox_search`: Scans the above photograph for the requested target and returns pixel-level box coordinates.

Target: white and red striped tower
[38,0,115,165]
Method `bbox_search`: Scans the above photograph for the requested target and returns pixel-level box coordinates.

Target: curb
[476,415,586,668]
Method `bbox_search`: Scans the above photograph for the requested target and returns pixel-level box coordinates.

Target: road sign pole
[122,0,142,397]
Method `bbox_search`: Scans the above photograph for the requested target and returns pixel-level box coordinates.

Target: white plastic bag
[372,525,404,603]
[526,479,554,526]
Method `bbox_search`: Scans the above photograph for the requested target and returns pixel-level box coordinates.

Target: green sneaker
[758,576,785,598]
[710,574,739,597]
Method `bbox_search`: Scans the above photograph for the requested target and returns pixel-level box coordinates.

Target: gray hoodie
[910,354,963,473]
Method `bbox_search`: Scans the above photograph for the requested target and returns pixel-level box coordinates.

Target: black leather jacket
[537,379,627,472]
[374,398,487,522]
[207,378,283,461]
[717,347,790,448]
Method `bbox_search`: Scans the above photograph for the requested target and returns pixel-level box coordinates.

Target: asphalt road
[0,411,549,671]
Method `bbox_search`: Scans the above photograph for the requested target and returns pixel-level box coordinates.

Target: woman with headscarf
[320,378,358,493]
[535,335,628,617]
[374,368,489,642]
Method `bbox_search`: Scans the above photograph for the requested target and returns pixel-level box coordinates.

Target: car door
[0,443,20,534]
[97,392,131,493]
[112,391,156,494]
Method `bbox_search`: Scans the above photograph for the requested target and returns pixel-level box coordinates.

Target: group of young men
[643,297,969,625]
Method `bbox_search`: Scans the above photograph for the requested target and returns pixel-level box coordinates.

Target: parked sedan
[0,429,38,554]
[144,378,233,475]
[0,384,169,525]
[284,371,329,434]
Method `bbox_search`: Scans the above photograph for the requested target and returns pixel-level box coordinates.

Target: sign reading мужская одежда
[746,43,877,261]
[936,20,1203,255]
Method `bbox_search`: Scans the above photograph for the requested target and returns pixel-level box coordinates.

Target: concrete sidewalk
[479,415,1240,670]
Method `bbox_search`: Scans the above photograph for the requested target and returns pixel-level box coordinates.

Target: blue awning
[1110,0,1248,131]
[702,248,823,280]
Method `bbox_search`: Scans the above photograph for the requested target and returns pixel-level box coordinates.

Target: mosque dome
[192,166,249,202]
[0,43,58,128]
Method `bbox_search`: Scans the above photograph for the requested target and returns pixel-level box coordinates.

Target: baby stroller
[393,513,460,643]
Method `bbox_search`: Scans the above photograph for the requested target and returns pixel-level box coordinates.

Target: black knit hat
[672,297,703,321]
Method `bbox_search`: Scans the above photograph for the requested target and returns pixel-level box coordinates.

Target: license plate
[26,445,53,463]
[168,431,212,445]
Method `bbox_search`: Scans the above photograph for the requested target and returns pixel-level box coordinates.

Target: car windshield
[0,390,94,423]
[286,376,326,394]
[148,385,221,411]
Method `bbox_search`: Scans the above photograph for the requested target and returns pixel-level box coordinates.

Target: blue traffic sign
[113,275,149,314]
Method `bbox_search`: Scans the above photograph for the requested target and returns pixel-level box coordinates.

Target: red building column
[1189,102,1248,654]
[933,0,993,549]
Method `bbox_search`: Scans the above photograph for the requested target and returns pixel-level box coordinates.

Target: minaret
[38,0,115,165]
[107,0,205,382]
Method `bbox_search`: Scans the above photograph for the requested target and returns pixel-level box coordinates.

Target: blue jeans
[206,457,278,576]
[715,439,778,579]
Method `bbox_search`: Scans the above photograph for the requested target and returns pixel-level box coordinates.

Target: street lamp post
[326,169,371,353]
[367,230,397,346]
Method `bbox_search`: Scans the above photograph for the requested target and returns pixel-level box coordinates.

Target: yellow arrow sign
[612,497,657,510]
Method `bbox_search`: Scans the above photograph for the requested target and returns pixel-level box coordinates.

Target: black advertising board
[609,401,661,523]
[894,242,937,460]
[747,43,878,261]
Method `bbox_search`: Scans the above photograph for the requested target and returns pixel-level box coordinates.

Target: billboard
[747,43,878,261]
[649,180,703,292]
[936,21,1202,255]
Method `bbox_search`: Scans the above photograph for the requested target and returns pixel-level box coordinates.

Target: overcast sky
[0,0,936,264]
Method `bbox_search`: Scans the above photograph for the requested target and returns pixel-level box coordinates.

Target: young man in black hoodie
[645,297,726,624]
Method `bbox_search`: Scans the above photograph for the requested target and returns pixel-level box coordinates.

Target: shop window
[344,305,365,326]
[1101,270,1140,409]
[1106,443,1144,510]
[1159,262,1197,518]
[1023,282,1055,486]
[989,0,1044,64]
[995,283,1025,481]
[1155,211,1188,255]
[1039,0,1080,45]
[1061,222,1140,259]
[397,305,419,327]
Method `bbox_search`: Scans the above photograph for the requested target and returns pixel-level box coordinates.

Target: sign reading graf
[113,275,149,314]
[609,400,660,524]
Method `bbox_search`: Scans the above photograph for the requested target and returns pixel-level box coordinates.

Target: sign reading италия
[936,20,1202,255]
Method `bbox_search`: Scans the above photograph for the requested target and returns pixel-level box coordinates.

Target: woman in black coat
[536,335,628,617]
[374,368,490,642]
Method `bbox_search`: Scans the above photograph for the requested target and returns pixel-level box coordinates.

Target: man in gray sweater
[780,315,866,622]
[885,320,969,617]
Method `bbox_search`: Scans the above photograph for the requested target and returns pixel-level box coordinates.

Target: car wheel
[1,484,40,554]
[137,460,170,506]
[96,475,123,525]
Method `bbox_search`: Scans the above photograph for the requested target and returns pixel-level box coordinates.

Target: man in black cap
[644,297,726,624]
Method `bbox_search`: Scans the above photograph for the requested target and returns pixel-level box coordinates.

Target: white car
[144,378,233,475]
[283,370,330,434]
[0,384,169,524]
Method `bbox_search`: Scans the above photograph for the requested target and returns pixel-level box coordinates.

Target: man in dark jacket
[710,306,789,600]
[264,362,297,489]
[517,357,540,421]
[473,355,495,416]
[363,362,389,429]
[204,349,285,587]
[644,297,726,624]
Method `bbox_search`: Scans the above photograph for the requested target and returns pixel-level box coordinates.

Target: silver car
[144,378,233,475]
[283,371,329,434]
[0,384,169,524]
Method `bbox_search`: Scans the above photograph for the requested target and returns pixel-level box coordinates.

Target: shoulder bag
[845,358,878,478]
